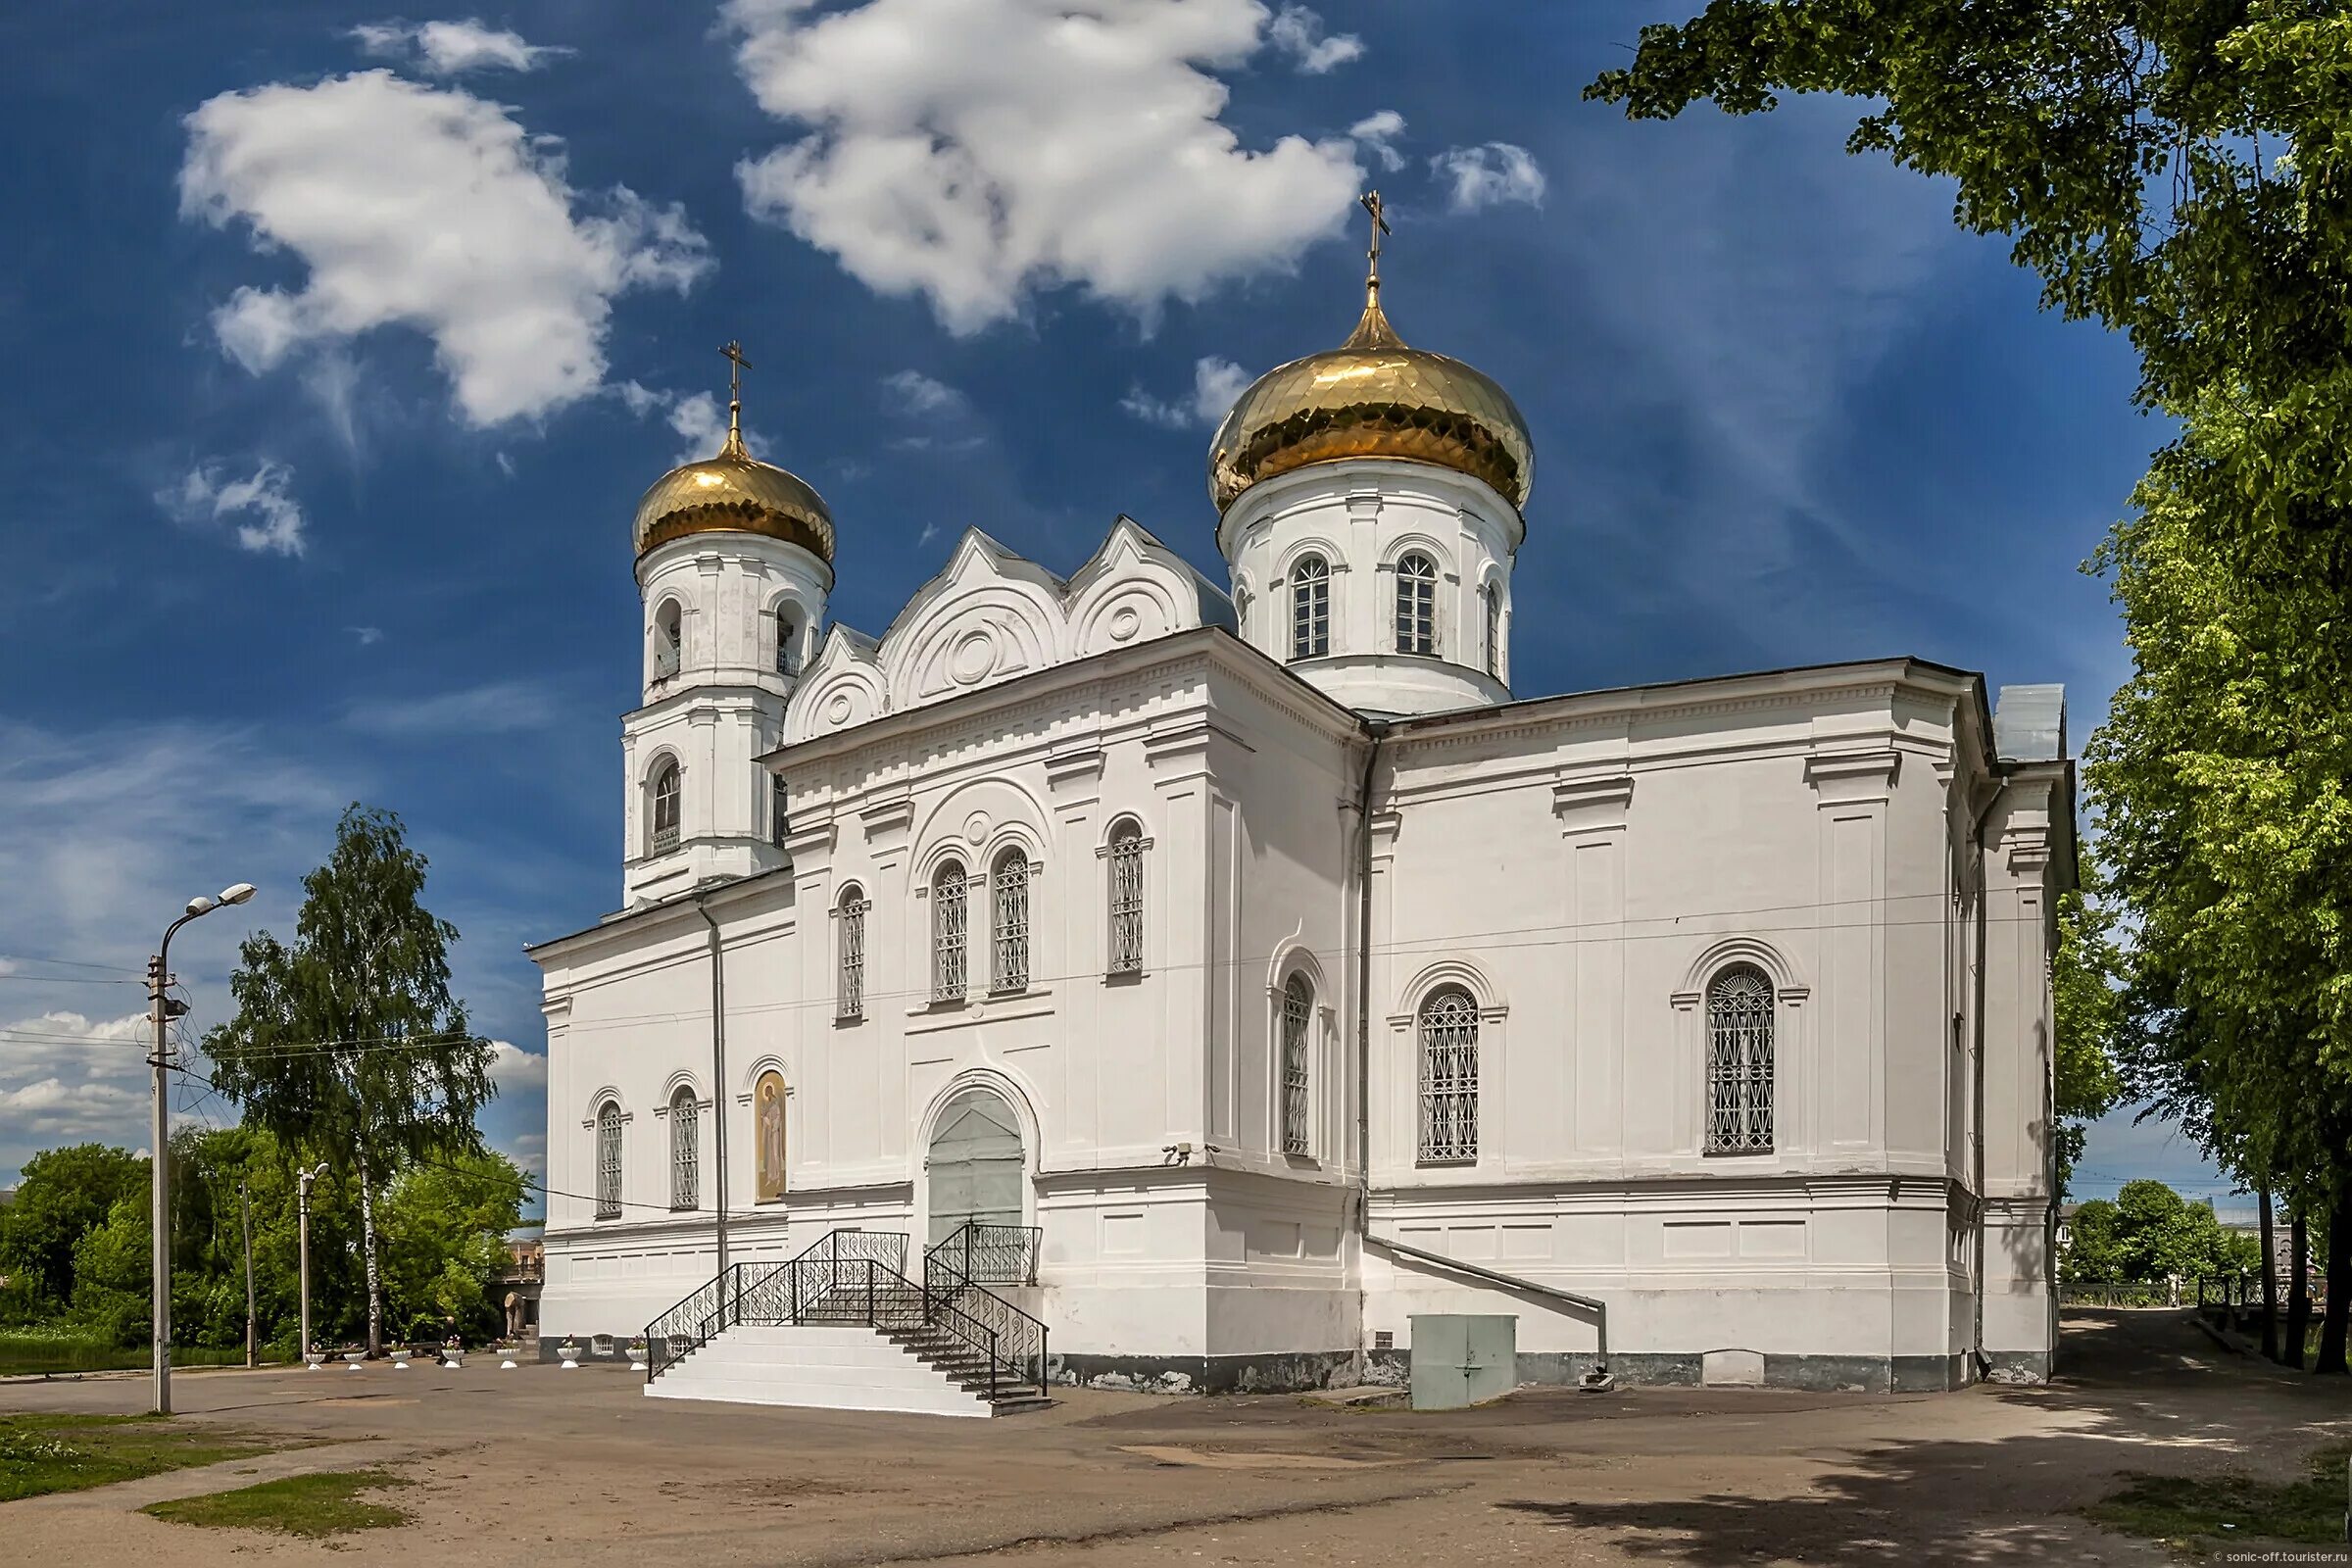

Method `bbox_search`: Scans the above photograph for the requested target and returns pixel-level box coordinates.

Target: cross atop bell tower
[720,340,752,457]
[1359,190,1392,308]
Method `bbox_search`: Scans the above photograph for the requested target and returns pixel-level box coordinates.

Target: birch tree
[205,805,494,1356]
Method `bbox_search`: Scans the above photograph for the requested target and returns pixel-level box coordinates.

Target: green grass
[0,1334,251,1377]
[0,1413,275,1501]
[142,1470,412,1539]
[2087,1441,2352,1555]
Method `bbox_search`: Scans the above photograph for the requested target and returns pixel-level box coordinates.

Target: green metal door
[926,1089,1024,1248]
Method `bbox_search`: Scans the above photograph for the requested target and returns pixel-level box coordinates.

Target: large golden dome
[1207,291,1534,515]
[632,351,834,565]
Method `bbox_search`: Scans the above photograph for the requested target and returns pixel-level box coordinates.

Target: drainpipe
[1968,782,2003,1382]
[1348,719,1613,1393]
[694,894,730,1284]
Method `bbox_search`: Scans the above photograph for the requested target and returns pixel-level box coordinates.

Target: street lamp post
[298,1161,327,1365]
[147,881,256,1417]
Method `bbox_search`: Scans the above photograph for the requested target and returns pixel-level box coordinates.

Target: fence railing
[2058,1277,2264,1309]
[644,1228,1046,1399]
[921,1224,1048,1393]
[922,1222,1041,1286]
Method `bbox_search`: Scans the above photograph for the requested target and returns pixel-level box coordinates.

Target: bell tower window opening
[770,773,790,850]
[1291,556,1331,661]
[1396,553,1437,657]
[649,761,681,855]
[774,607,799,676]
[932,859,968,1003]
[653,600,683,680]
[1483,585,1500,678]
[992,851,1031,994]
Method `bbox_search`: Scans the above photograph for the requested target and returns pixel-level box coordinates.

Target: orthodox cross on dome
[1360,189,1392,306]
[719,339,752,457]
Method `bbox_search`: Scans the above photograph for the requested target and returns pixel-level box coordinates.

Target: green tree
[206,805,496,1356]
[2062,1199,2125,1283]
[70,1194,151,1348]
[0,1144,146,1310]
[378,1150,523,1345]
[2052,871,2127,1197]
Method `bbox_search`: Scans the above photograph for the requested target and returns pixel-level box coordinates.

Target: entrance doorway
[926,1087,1025,1248]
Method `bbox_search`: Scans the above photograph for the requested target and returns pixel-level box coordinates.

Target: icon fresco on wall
[756,1070,787,1202]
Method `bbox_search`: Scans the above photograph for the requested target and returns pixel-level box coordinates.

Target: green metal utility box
[1408,1313,1517,1409]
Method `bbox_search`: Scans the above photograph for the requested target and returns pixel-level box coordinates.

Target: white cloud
[726,0,1381,332]
[347,625,385,646]
[1350,111,1405,172]
[488,1039,548,1095]
[1432,142,1546,213]
[881,369,967,417]
[343,679,564,738]
[1266,5,1362,74]
[180,70,710,426]
[158,460,307,556]
[617,380,769,466]
[1121,355,1251,429]
[353,19,570,75]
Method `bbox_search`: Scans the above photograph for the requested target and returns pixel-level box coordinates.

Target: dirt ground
[3,1309,2346,1567]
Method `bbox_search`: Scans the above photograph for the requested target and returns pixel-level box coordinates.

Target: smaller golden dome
[1208,292,1534,516]
[632,342,835,564]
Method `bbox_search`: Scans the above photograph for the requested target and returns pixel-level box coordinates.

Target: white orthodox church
[529,216,2075,1401]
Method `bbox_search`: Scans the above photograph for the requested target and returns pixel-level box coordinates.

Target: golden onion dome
[1207,288,1534,517]
[632,350,834,565]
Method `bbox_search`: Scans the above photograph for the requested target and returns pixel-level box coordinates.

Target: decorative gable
[783,518,1234,745]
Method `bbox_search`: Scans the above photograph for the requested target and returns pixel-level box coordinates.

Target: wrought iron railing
[644,1228,1046,1400]
[923,1223,1042,1286]
[922,1223,1047,1392]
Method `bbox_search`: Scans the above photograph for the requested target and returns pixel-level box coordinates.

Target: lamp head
[183,895,217,918]
[219,882,258,906]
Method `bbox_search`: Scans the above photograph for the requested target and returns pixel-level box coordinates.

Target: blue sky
[0,2,2218,1207]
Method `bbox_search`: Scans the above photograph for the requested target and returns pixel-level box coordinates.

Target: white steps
[646,1324,1036,1418]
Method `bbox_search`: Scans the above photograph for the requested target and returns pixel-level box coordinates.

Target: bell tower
[622,343,834,906]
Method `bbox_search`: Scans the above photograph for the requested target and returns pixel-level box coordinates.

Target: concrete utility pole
[298,1162,327,1362]
[147,881,257,1417]
[238,1180,256,1368]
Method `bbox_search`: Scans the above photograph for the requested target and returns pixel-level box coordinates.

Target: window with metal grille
[668,1088,698,1210]
[770,773,790,849]
[992,851,1030,993]
[837,885,867,1019]
[1281,973,1312,1155]
[1705,964,1776,1153]
[932,860,967,1002]
[1484,585,1501,678]
[775,608,798,675]
[649,761,680,854]
[1416,987,1479,1162]
[653,600,682,680]
[1396,553,1437,656]
[1106,821,1145,974]
[595,1102,622,1218]
[1291,556,1330,660]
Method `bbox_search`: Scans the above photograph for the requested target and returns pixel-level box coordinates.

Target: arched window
[595,1102,622,1218]
[1416,986,1479,1162]
[1395,554,1437,657]
[932,859,968,1002]
[1291,555,1331,661]
[653,600,683,680]
[992,850,1031,993]
[649,760,681,855]
[668,1087,699,1210]
[774,607,799,675]
[1705,965,1776,1153]
[1105,820,1146,974]
[770,773,791,850]
[837,883,868,1019]
[1483,585,1501,678]
[1281,973,1313,1156]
